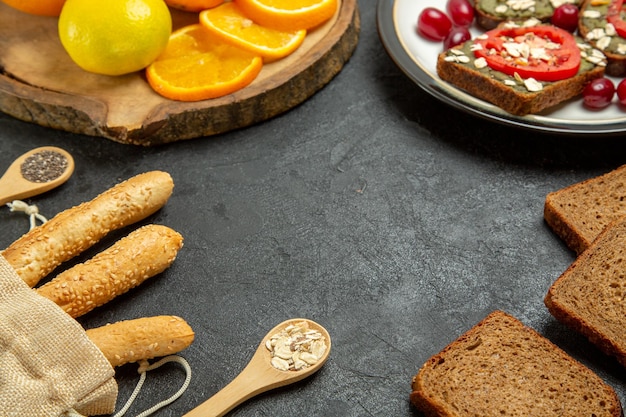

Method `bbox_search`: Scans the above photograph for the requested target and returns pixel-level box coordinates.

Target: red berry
[583,78,615,109]
[617,79,626,105]
[444,26,471,49]
[447,0,474,27]
[551,4,579,32]
[417,7,452,41]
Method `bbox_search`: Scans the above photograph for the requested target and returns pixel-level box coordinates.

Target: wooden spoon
[0,146,74,205]
[183,318,331,417]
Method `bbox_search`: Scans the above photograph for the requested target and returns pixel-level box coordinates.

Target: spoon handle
[0,160,38,205]
[183,319,331,417]
[183,351,271,417]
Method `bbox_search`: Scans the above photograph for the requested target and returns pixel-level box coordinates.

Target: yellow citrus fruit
[164,0,223,12]
[146,24,263,101]
[234,0,338,31]
[58,0,172,76]
[0,0,66,16]
[199,2,306,61]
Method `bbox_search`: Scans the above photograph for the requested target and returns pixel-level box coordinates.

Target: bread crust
[36,224,183,318]
[545,215,626,368]
[544,191,592,255]
[411,310,623,417]
[86,316,195,367]
[475,6,505,31]
[543,164,626,255]
[1,171,174,287]
[437,43,605,115]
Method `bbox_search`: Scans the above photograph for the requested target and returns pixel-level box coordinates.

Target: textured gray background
[2,1,626,415]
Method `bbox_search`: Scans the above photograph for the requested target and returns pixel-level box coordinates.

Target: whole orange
[1,0,66,16]
[58,0,172,76]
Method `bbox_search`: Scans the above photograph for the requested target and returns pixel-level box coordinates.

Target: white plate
[377,0,626,135]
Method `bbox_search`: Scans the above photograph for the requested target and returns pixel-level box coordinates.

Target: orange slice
[199,2,306,61]
[146,24,263,102]
[234,0,338,31]
[164,0,223,12]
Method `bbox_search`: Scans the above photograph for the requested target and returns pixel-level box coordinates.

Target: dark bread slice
[544,164,626,255]
[579,0,626,76]
[475,0,581,30]
[546,214,626,368]
[410,310,623,417]
[437,25,606,115]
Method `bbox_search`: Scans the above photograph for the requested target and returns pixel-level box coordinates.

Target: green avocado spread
[444,33,601,94]
[580,1,626,55]
[477,0,579,20]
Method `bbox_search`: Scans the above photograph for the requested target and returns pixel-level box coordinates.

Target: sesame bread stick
[86,316,195,367]
[36,224,183,318]
[2,171,174,287]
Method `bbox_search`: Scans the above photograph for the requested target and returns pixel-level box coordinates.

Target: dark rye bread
[410,310,623,417]
[436,28,606,116]
[544,165,626,255]
[546,214,626,368]
[475,0,581,30]
[579,0,626,76]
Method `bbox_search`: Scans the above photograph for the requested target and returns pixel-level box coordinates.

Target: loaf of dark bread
[544,164,626,255]
[546,214,626,368]
[579,0,626,76]
[410,310,623,417]
[437,23,606,115]
[475,0,581,30]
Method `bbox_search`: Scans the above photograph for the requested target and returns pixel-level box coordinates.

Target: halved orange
[1,0,66,16]
[146,24,263,102]
[199,2,306,61]
[164,0,223,12]
[234,0,338,31]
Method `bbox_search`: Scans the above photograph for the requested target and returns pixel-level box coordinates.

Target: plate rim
[376,0,626,136]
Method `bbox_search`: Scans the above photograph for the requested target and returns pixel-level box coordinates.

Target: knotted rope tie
[6,200,47,230]
[66,355,192,417]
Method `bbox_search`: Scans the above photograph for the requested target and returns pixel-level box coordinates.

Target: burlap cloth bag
[0,254,118,416]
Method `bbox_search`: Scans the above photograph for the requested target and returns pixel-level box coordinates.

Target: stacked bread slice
[544,164,626,367]
[411,311,622,417]
[411,166,626,416]
[544,165,626,255]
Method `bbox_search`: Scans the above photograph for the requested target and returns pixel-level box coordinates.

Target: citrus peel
[199,2,307,61]
[234,0,339,31]
[1,0,66,16]
[58,0,172,76]
[164,0,224,13]
[146,24,263,102]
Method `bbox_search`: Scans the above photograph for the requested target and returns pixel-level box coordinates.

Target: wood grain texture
[0,1,360,145]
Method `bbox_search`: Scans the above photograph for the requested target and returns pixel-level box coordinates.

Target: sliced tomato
[473,25,581,82]
[607,0,626,38]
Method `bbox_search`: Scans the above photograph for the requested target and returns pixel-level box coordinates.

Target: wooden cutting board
[0,1,359,145]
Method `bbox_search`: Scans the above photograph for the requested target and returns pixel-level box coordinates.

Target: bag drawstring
[66,355,192,417]
[6,200,47,230]
[7,203,193,416]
